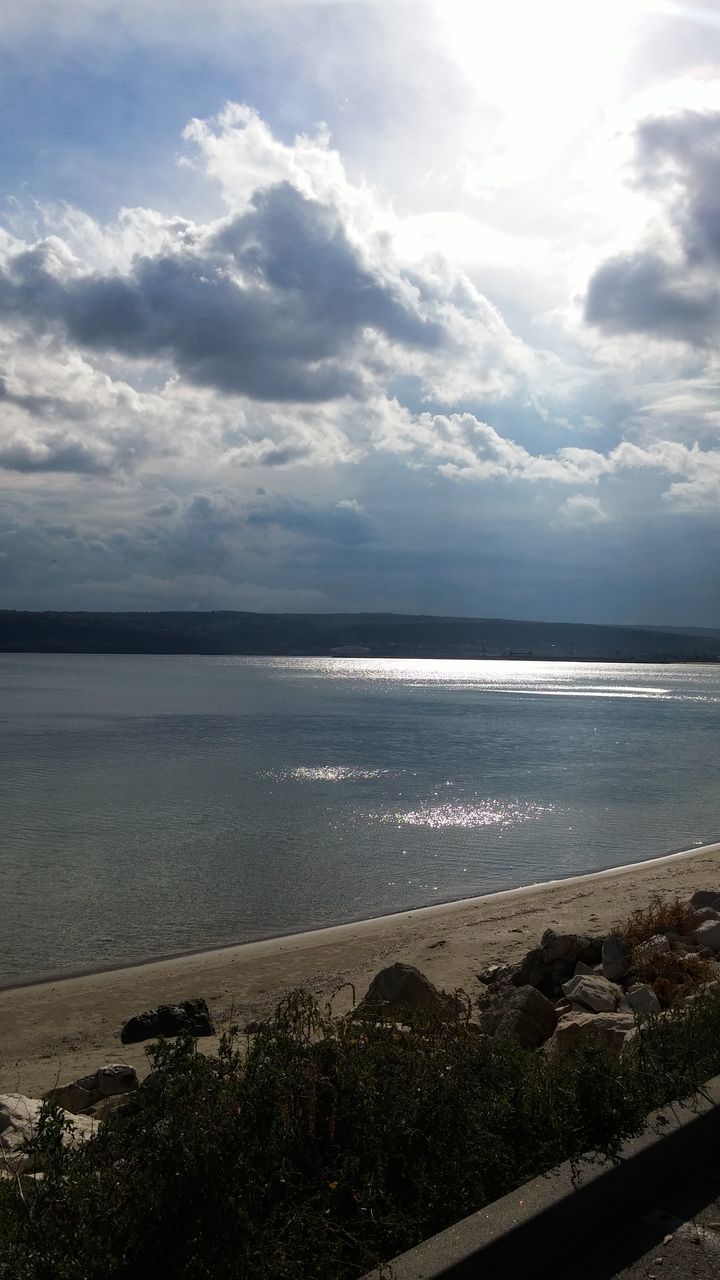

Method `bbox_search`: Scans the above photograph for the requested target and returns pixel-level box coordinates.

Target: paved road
[557,1160,720,1279]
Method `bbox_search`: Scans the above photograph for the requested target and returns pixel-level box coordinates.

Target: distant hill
[0,610,719,662]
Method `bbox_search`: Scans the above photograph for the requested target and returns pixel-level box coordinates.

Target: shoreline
[2,840,720,1097]
[2,839,718,997]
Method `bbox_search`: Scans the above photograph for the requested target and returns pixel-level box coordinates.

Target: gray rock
[120,998,215,1044]
[44,1064,139,1115]
[693,919,720,951]
[561,974,623,1013]
[477,962,513,985]
[511,947,547,990]
[86,1064,139,1099]
[86,1092,137,1122]
[693,908,720,924]
[573,961,596,977]
[512,932,603,998]
[546,1012,636,1059]
[43,1083,95,1114]
[361,964,452,1018]
[602,932,630,983]
[0,1094,94,1176]
[624,984,661,1016]
[690,891,720,909]
[633,935,671,963]
[494,985,558,1048]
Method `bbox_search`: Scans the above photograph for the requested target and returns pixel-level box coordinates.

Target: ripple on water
[376,800,554,830]
[261,765,389,782]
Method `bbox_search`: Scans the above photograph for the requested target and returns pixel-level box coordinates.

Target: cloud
[0,432,112,474]
[553,494,609,529]
[245,494,374,545]
[0,180,442,404]
[585,106,720,345]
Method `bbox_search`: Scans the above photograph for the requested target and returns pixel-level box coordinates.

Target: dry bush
[623,894,701,949]
[631,950,715,1008]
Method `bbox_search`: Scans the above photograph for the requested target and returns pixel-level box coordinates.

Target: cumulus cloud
[586,106,720,345]
[0,182,441,403]
[553,494,609,529]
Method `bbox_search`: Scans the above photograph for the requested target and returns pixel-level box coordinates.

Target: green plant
[2,987,720,1279]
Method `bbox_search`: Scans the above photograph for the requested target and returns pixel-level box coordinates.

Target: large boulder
[361,964,453,1018]
[511,931,603,998]
[693,919,720,951]
[602,933,630,983]
[561,974,623,1013]
[690,891,720,909]
[546,1012,636,1060]
[44,1082,95,1114]
[44,1064,139,1115]
[120,998,214,1045]
[624,984,661,1016]
[0,1094,94,1176]
[494,985,558,1048]
[86,1093,138,1122]
[693,908,720,924]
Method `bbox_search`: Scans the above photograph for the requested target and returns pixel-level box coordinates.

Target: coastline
[2,840,720,1096]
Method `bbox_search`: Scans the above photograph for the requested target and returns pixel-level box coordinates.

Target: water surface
[1,655,718,985]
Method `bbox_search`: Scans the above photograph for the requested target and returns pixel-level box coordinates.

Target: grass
[3,987,720,1280]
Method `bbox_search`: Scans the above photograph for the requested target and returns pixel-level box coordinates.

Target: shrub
[630,949,716,1007]
[2,987,720,1280]
[623,894,700,948]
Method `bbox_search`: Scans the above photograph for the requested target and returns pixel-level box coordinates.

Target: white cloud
[553,494,610,528]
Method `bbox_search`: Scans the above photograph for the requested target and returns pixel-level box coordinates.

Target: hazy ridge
[1,610,719,661]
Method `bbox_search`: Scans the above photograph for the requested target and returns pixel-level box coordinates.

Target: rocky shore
[1,843,720,1101]
[4,882,720,1179]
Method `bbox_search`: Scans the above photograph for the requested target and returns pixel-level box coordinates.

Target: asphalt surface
[556,1159,720,1279]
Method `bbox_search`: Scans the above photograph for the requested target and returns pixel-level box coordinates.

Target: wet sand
[2,842,719,1098]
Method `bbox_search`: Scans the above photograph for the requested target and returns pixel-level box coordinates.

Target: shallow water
[1,654,718,985]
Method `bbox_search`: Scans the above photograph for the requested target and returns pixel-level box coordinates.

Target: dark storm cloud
[0,183,443,403]
[585,109,720,344]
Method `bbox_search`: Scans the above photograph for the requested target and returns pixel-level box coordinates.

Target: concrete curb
[363,1073,720,1278]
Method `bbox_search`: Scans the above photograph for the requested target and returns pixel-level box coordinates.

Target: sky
[2,1,720,625]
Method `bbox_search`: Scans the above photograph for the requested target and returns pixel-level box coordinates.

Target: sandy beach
[2,841,720,1098]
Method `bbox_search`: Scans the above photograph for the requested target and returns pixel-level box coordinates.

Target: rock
[573,961,596,977]
[690,891,720,909]
[477,963,513,985]
[361,964,453,1018]
[44,1064,140,1114]
[0,1094,94,1176]
[633,935,671,963]
[494,985,558,1048]
[624,984,661,1016]
[540,930,577,961]
[120,998,215,1044]
[561,974,623,1013]
[692,908,720,924]
[693,919,720,951]
[86,1093,137,1122]
[43,1083,96,1114]
[511,947,547,990]
[82,1064,139,1099]
[512,932,604,998]
[546,1012,636,1059]
[602,933,630,983]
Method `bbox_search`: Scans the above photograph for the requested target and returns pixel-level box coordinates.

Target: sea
[1,654,719,987]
